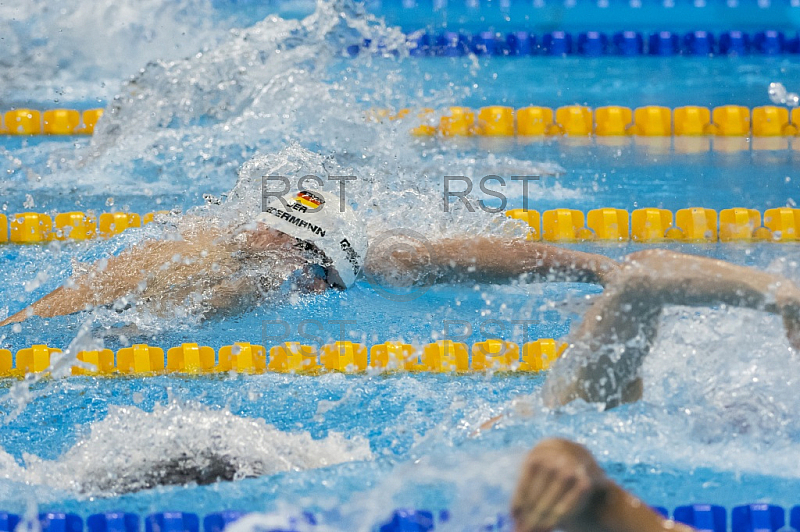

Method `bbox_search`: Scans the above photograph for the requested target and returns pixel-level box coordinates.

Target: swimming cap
[254,190,368,289]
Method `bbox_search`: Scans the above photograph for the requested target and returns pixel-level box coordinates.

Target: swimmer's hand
[511,438,695,532]
[512,438,609,532]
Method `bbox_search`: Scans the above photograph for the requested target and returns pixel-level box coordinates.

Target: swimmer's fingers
[514,474,561,532]
[512,453,563,531]
[511,458,548,531]
[512,439,606,532]
[519,460,591,532]
[534,469,595,530]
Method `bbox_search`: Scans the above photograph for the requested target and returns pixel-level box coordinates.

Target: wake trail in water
[0,400,371,497]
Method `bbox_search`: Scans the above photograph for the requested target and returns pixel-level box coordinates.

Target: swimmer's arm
[544,249,800,408]
[430,238,621,285]
[512,438,695,532]
[0,245,157,326]
[363,237,620,287]
[0,226,234,326]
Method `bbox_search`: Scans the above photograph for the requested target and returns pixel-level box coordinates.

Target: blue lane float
[203,512,246,532]
[471,30,498,55]
[732,504,785,532]
[673,505,727,532]
[87,513,139,532]
[351,29,800,57]
[40,514,84,532]
[378,509,435,532]
[613,30,645,55]
[144,513,200,532]
[0,515,18,532]
[753,29,785,54]
[652,506,669,518]
[577,31,608,55]
[648,31,679,55]
[542,31,573,54]
[684,30,715,55]
[506,31,535,55]
[719,30,750,54]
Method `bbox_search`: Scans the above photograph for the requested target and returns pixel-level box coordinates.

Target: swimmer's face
[247,225,333,293]
[291,263,330,293]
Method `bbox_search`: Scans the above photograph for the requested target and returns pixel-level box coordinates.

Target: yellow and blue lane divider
[0,108,104,135]
[369,104,800,138]
[506,206,800,243]
[0,339,567,377]
[0,207,797,244]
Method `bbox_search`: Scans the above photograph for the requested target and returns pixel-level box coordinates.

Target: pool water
[2,0,800,528]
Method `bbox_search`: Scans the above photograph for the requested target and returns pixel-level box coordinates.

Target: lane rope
[0,503,786,531]
[0,339,566,377]
[0,207,797,244]
[368,104,800,138]
[352,29,800,57]
[5,105,799,140]
[0,108,103,136]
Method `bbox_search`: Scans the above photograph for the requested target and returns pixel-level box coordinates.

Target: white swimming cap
[254,189,368,289]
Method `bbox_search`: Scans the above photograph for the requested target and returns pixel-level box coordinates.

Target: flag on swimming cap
[255,189,368,289]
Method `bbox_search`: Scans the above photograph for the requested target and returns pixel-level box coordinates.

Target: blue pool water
[2,0,800,529]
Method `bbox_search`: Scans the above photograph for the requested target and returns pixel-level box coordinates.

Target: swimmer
[2,189,800,409]
[511,437,696,532]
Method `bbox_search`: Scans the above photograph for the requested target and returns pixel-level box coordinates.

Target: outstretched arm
[544,249,800,409]
[0,226,236,326]
[0,244,155,326]
[363,236,621,288]
[512,438,695,532]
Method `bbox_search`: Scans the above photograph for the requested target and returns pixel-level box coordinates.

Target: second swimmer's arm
[543,249,800,409]
[363,237,620,287]
[513,438,696,532]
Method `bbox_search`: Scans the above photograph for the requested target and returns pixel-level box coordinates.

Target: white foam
[0,400,371,496]
[480,304,800,481]
[0,0,232,102]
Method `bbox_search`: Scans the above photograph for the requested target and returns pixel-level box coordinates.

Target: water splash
[7,0,800,518]
[5,0,563,210]
[768,82,799,107]
[0,0,235,103]
[0,400,371,497]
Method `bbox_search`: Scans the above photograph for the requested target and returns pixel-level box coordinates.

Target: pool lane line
[0,108,103,135]
[1,207,798,244]
[0,505,782,531]
[354,29,799,57]
[0,211,168,243]
[0,339,565,376]
[3,105,799,138]
[371,105,800,138]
